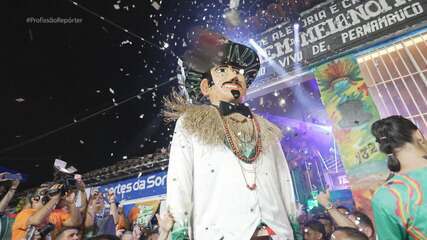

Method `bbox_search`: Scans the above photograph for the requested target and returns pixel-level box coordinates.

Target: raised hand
[49,184,64,200]
[132,225,142,240]
[317,190,331,208]
[156,211,175,233]
[11,174,22,189]
[0,172,8,182]
[118,204,124,215]
[116,228,125,237]
[75,174,86,191]
[108,190,116,204]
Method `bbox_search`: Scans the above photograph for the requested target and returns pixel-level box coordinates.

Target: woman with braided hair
[371,115,427,239]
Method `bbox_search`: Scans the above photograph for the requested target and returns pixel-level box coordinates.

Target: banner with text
[314,56,388,217]
[88,171,167,218]
[256,0,427,79]
[91,171,166,202]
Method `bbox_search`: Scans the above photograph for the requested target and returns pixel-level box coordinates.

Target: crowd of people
[0,174,174,240]
[0,115,426,239]
[0,171,376,240]
[299,193,374,240]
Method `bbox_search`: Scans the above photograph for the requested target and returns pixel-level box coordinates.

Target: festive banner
[255,0,427,82]
[87,171,167,217]
[95,171,167,202]
[313,56,388,215]
[127,199,161,226]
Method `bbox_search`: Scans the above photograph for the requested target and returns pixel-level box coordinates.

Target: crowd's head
[331,227,369,240]
[56,227,80,240]
[90,234,120,240]
[302,205,372,240]
[145,230,159,240]
[119,231,133,240]
[314,214,334,237]
[348,211,374,239]
[303,220,326,240]
[90,190,106,212]
[336,206,350,216]
[27,185,51,209]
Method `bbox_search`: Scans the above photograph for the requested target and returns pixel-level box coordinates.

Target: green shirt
[0,214,14,240]
[372,167,427,240]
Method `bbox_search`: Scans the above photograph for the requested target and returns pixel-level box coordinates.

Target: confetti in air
[4,0,298,159]
[151,1,161,10]
[120,40,133,46]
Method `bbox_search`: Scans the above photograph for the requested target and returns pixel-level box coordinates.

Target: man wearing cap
[164,31,298,240]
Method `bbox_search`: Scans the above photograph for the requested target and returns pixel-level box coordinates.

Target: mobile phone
[39,223,55,237]
[5,173,22,181]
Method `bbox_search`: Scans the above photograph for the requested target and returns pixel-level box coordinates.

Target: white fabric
[167,117,297,240]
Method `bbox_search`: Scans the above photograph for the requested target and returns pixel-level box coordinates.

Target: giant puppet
[164,31,298,240]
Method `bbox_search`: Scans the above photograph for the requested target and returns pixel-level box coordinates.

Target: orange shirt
[12,208,38,240]
[128,207,140,224]
[49,209,71,230]
[115,207,140,229]
[11,208,71,240]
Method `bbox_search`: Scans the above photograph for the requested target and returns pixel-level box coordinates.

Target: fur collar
[163,93,282,146]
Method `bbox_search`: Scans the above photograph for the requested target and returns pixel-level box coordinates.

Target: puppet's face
[201,65,247,104]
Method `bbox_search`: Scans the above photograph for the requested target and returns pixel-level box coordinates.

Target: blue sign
[0,166,27,182]
[95,171,167,202]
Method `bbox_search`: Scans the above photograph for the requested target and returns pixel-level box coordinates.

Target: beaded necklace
[222,114,262,163]
[214,107,263,190]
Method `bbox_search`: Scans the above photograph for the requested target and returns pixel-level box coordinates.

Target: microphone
[231,90,240,99]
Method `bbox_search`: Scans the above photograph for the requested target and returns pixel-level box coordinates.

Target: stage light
[249,39,287,76]
[259,97,264,106]
[279,98,286,107]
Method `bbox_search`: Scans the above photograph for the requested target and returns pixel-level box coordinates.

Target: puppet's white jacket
[166,117,297,240]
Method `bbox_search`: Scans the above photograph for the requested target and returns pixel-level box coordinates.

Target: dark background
[4,0,325,189]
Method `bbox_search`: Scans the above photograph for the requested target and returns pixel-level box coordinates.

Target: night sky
[4,0,326,189]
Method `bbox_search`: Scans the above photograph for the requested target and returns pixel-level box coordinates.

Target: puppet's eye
[216,67,227,73]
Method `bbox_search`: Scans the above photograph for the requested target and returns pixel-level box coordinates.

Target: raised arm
[0,176,20,213]
[28,194,61,226]
[63,191,82,227]
[108,190,118,224]
[317,191,357,228]
[156,212,174,240]
[76,177,88,216]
